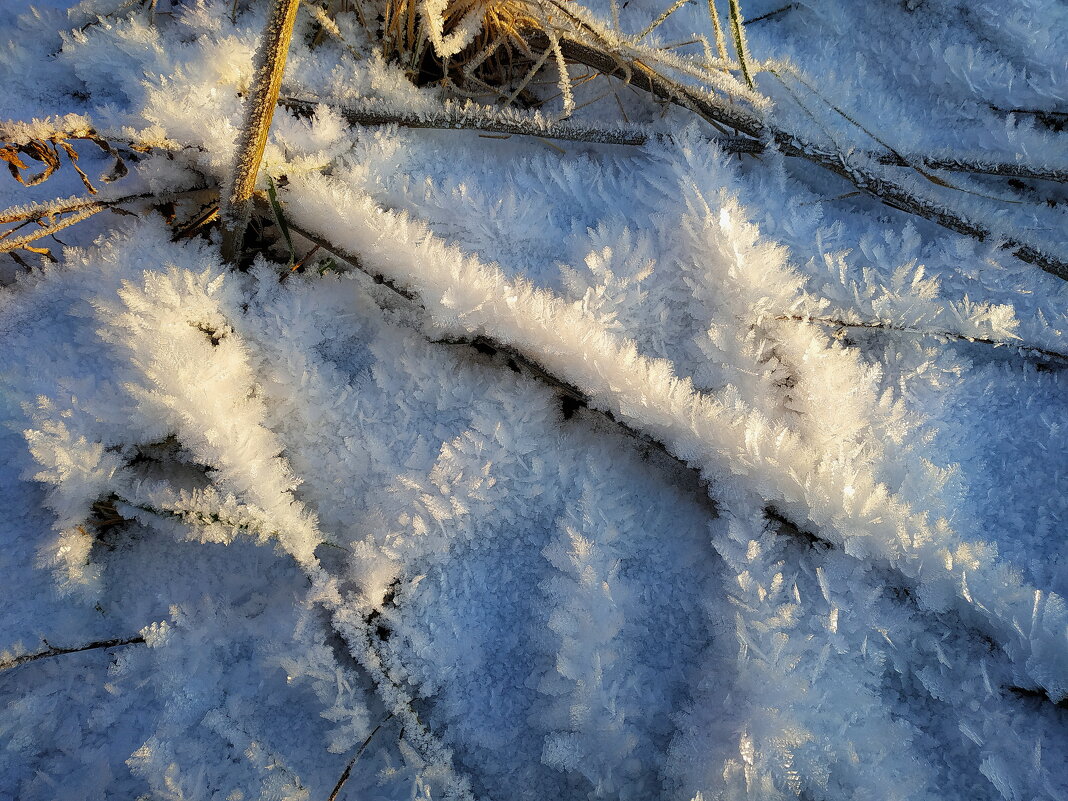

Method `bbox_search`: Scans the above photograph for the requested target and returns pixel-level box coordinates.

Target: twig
[0,191,157,226]
[873,154,1068,184]
[727,0,755,88]
[0,187,209,255]
[1,636,146,672]
[991,107,1068,131]
[283,95,1068,183]
[220,0,302,263]
[109,485,474,796]
[326,713,395,801]
[743,3,796,25]
[0,206,108,255]
[525,32,1068,280]
[281,96,653,146]
[777,313,1068,368]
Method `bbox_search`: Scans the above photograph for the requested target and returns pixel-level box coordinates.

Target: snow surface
[1,0,1066,799]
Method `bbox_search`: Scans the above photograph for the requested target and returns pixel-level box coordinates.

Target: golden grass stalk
[220,0,302,264]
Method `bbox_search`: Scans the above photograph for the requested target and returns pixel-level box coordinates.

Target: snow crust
[1,0,1066,799]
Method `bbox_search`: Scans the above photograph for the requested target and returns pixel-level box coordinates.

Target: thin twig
[743,3,796,25]
[276,207,712,508]
[280,95,757,149]
[111,485,474,796]
[777,313,1068,368]
[1,636,146,672]
[327,713,395,801]
[0,206,107,254]
[0,187,209,254]
[282,95,1067,183]
[0,191,158,226]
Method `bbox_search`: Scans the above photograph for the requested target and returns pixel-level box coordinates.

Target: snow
[1,0,1066,799]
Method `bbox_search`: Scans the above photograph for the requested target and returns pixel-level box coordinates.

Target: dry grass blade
[707,0,729,61]
[727,0,755,88]
[0,205,107,255]
[638,0,692,40]
[1,140,62,188]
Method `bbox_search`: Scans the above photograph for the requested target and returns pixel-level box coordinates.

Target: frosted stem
[776,314,1068,368]
[220,0,302,264]
[525,32,1068,281]
[0,636,146,672]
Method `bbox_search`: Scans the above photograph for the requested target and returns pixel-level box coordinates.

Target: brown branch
[777,313,1068,368]
[0,635,146,672]
[872,153,1068,184]
[524,32,1068,281]
[282,96,650,146]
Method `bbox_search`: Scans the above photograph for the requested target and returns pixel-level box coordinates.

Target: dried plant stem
[1,636,146,672]
[744,3,795,25]
[707,0,730,61]
[327,713,395,801]
[639,0,692,40]
[282,96,649,145]
[0,205,107,254]
[0,187,209,255]
[105,485,474,796]
[279,209,1068,709]
[278,209,712,503]
[777,313,1068,368]
[282,95,1067,182]
[526,32,1068,280]
[220,0,302,264]
[874,153,1068,183]
[0,191,157,227]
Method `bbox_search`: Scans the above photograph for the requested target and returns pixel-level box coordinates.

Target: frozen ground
[1,0,1066,799]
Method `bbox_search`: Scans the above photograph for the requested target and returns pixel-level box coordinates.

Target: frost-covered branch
[220,0,302,263]
[0,635,146,672]
[284,94,1068,183]
[0,187,209,257]
[281,96,653,146]
[328,713,395,801]
[278,167,1068,704]
[0,205,106,256]
[528,33,1068,280]
[98,481,474,796]
[777,314,1068,368]
[279,211,716,498]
